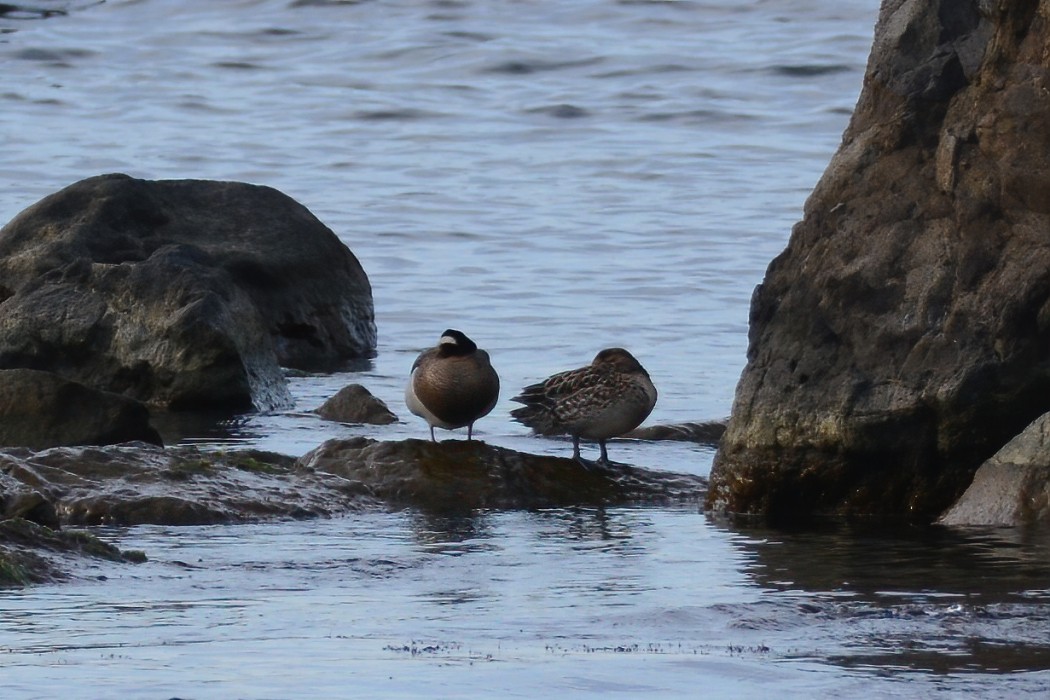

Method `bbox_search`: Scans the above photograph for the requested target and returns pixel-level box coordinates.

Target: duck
[405,329,500,441]
[510,347,657,464]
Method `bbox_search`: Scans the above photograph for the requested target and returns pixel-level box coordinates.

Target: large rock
[0,173,376,411]
[709,2,1050,519]
[939,412,1050,526]
[0,368,161,450]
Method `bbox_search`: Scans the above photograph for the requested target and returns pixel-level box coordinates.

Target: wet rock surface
[0,442,334,527]
[710,2,1050,520]
[0,439,705,584]
[0,368,162,450]
[0,517,145,587]
[315,383,398,425]
[625,420,726,444]
[298,437,707,512]
[0,173,376,412]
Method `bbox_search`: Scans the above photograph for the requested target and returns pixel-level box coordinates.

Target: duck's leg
[467,423,474,441]
[598,439,609,465]
[572,436,597,469]
[430,425,436,442]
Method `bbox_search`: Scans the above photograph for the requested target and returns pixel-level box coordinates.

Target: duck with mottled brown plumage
[511,348,657,465]
[405,329,500,441]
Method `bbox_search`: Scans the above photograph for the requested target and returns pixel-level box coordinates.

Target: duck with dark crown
[405,329,500,441]
[511,347,657,465]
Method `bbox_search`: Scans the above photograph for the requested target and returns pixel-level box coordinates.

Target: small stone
[315,384,398,425]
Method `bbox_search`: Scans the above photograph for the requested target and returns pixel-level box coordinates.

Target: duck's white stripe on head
[439,333,459,346]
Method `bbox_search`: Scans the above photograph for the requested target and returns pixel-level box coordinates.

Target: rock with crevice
[709,1,1050,520]
[0,173,376,412]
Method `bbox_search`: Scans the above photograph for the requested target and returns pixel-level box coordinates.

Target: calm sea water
[2,1,1049,697]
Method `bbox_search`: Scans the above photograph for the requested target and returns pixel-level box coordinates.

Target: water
[3,515,1049,697]
[2,0,1049,697]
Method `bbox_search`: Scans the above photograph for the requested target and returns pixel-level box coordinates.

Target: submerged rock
[939,412,1050,527]
[709,2,1050,520]
[0,368,161,450]
[0,517,145,587]
[0,173,376,412]
[625,420,726,444]
[315,384,398,425]
[297,437,707,512]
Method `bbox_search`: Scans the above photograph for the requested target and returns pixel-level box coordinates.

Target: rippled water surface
[4,515,1050,697]
[3,0,1050,697]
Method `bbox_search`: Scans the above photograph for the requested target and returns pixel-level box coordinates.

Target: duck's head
[593,347,645,373]
[438,329,478,356]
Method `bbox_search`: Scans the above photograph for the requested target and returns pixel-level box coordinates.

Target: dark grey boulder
[0,173,376,411]
[0,368,161,450]
[709,2,1050,520]
[939,413,1050,527]
[315,384,398,425]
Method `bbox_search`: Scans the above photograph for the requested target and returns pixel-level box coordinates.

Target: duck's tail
[510,384,560,435]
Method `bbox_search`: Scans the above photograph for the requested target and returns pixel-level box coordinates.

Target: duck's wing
[549,371,621,422]
[512,365,590,405]
[410,347,438,374]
